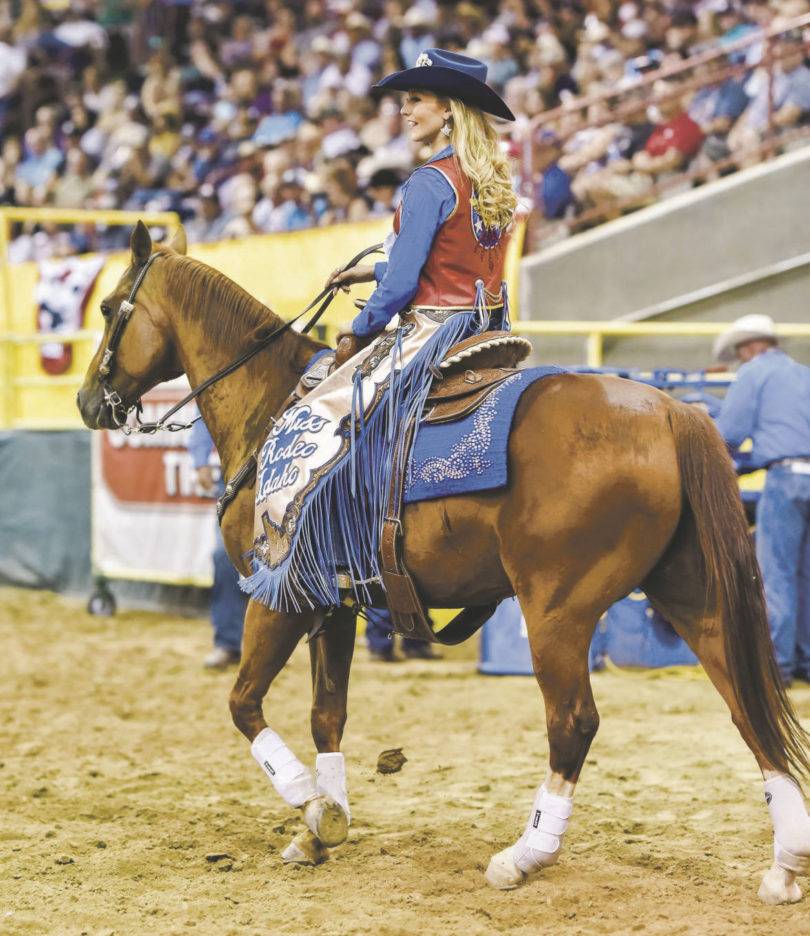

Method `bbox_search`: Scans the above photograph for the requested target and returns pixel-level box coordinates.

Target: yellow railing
[510,320,810,368]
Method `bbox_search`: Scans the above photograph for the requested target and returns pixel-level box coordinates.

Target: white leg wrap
[512,784,574,873]
[315,752,351,823]
[251,727,318,807]
[765,775,810,874]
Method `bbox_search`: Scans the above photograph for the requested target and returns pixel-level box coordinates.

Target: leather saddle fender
[379,330,531,643]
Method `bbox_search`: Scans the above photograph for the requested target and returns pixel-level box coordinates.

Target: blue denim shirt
[351,145,456,338]
[717,348,810,467]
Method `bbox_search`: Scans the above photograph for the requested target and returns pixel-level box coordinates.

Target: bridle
[97,252,159,430]
[96,243,383,437]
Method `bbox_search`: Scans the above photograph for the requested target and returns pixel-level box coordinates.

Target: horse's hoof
[302,795,348,848]
[758,863,802,905]
[281,830,329,866]
[485,847,527,890]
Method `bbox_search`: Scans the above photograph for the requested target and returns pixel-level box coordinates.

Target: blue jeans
[365,605,427,652]
[211,522,248,653]
[756,467,810,679]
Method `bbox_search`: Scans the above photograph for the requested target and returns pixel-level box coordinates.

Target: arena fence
[509,319,810,368]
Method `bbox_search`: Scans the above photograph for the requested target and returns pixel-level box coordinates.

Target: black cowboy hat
[373,48,516,122]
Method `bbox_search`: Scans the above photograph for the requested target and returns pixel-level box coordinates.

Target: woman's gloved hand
[334,331,371,368]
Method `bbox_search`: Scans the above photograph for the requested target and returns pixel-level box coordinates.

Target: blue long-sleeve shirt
[188,413,215,469]
[351,145,456,338]
[716,348,810,467]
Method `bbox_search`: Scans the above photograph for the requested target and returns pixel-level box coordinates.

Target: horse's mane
[161,251,282,348]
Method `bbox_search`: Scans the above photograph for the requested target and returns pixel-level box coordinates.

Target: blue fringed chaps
[241,293,498,612]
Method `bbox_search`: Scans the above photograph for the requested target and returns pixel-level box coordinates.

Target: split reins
[98,242,384,436]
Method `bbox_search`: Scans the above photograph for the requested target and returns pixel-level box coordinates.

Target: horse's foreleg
[229,600,349,854]
[487,608,598,890]
[279,605,359,866]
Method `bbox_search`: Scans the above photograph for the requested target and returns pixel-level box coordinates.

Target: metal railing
[509,319,810,368]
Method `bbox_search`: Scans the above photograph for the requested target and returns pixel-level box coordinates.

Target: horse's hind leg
[229,600,349,856]
[644,528,810,905]
[309,604,356,809]
[487,598,599,889]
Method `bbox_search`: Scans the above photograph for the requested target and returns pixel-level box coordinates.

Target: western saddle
[380,330,531,645]
[219,329,531,644]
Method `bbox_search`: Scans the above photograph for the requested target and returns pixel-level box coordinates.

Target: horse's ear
[167,225,187,255]
[131,221,152,264]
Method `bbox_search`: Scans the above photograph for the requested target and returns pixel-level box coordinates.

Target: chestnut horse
[78,224,810,902]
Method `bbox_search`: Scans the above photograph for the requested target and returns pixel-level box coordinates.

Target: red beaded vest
[393,153,511,309]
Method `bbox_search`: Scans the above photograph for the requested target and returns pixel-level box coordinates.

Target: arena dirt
[2,587,810,936]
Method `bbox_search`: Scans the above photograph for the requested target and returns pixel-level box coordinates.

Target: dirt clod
[376,747,407,774]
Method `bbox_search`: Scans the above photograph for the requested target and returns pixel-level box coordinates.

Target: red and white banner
[91,380,218,585]
[37,255,105,375]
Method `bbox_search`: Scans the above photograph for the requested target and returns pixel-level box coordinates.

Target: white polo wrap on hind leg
[765,774,810,873]
[512,784,574,873]
[315,752,350,823]
[251,727,317,807]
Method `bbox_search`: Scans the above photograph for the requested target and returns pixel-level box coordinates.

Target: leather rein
[97,242,383,437]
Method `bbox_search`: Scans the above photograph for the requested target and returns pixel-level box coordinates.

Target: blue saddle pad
[405,365,565,504]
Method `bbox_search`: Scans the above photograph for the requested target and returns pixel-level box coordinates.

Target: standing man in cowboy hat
[714,314,810,685]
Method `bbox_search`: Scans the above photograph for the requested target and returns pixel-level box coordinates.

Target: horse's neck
[175,302,320,478]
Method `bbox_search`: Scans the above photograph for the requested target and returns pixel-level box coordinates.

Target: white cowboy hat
[713,313,778,362]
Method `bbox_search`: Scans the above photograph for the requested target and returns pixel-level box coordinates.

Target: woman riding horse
[76,52,810,902]
[242,49,518,616]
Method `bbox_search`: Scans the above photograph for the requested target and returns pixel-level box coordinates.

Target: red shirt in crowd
[644,112,704,158]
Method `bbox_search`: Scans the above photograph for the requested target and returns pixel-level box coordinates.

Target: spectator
[366,167,402,216]
[569,91,656,211]
[186,184,226,244]
[365,605,440,662]
[258,169,314,233]
[317,161,369,225]
[534,130,574,220]
[688,57,750,166]
[713,314,810,686]
[0,21,26,132]
[630,78,705,181]
[53,147,95,209]
[188,416,248,670]
[728,31,810,165]
[17,126,63,197]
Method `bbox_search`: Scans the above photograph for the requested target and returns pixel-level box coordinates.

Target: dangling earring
[441,121,452,138]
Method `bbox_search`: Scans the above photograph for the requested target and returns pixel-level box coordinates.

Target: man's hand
[196,465,218,497]
[326,263,376,292]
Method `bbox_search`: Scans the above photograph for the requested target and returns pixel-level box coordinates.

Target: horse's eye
[100,302,112,319]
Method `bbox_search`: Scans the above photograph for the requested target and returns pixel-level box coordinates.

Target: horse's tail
[669,402,810,781]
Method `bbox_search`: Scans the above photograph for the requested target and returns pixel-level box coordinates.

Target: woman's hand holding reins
[326,263,376,292]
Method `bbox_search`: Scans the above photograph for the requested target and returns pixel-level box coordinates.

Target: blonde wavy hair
[448,98,517,232]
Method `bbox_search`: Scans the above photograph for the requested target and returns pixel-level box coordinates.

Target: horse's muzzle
[76,387,111,430]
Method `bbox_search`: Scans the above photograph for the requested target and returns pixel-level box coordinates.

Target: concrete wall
[520,147,810,369]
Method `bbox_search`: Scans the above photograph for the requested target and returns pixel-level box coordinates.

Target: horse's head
[77,221,188,429]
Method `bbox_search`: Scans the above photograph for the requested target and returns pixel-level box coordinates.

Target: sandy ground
[2,586,810,936]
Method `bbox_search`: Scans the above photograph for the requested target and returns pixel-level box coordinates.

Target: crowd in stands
[0,0,809,260]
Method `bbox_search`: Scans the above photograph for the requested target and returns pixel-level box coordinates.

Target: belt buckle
[789,461,810,475]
